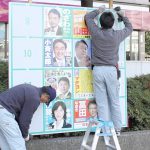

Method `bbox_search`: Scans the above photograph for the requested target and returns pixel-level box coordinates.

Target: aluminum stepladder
[80,119,121,150]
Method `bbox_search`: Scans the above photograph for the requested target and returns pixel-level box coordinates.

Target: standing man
[45,8,63,36]
[0,84,56,150]
[85,7,132,135]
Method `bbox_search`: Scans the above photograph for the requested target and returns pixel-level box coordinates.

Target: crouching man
[0,84,56,150]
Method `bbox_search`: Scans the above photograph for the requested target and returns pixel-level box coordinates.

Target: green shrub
[0,61,8,93]
[127,74,150,130]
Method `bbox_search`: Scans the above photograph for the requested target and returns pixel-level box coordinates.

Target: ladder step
[97,133,113,136]
[80,120,121,150]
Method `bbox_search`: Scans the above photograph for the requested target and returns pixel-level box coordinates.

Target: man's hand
[117,10,124,18]
[98,5,105,13]
[24,134,30,141]
[114,6,124,22]
[117,10,125,22]
[79,55,91,67]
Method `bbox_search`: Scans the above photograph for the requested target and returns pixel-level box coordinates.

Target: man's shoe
[115,130,121,136]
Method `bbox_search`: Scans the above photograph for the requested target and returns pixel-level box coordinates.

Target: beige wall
[114,0,149,4]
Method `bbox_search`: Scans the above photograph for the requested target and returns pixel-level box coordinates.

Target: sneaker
[115,130,121,136]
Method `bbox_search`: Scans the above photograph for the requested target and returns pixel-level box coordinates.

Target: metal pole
[109,0,113,8]
[4,23,7,59]
[28,0,32,3]
[81,0,93,7]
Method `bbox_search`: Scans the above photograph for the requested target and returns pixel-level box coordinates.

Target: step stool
[80,119,121,150]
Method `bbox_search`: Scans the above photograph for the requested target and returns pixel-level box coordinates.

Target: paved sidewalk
[26,130,150,150]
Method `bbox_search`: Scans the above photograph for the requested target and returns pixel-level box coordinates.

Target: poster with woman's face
[45,100,73,131]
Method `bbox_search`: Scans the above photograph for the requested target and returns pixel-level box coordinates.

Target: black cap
[44,86,56,106]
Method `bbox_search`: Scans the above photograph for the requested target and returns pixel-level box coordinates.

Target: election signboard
[9,2,127,135]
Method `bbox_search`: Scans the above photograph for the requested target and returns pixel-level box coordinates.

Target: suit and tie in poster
[44,7,71,37]
[45,69,72,100]
[44,38,72,67]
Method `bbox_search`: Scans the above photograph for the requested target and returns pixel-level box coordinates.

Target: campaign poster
[74,69,94,99]
[73,39,91,68]
[44,7,71,37]
[45,100,73,132]
[72,9,90,38]
[74,99,90,129]
[45,69,72,100]
[74,99,97,129]
[44,38,72,67]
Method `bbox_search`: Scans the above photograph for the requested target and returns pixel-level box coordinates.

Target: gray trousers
[93,66,122,130]
[0,105,26,150]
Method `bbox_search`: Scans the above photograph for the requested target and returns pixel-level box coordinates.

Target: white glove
[98,5,105,13]
[117,10,124,17]
[24,134,30,141]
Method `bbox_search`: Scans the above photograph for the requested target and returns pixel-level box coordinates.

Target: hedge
[0,61,8,93]
[127,74,150,130]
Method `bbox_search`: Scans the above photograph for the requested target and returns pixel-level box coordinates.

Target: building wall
[126,61,150,78]
[114,0,149,4]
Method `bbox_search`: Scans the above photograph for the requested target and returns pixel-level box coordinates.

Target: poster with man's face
[73,39,91,67]
[44,8,63,37]
[44,38,72,67]
[44,7,72,37]
[74,99,97,129]
[45,69,72,100]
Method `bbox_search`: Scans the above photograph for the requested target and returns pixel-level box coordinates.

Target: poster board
[9,2,127,135]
